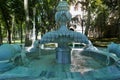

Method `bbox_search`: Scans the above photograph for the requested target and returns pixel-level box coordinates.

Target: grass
[3,40,24,44]
[2,37,120,47]
[89,37,120,47]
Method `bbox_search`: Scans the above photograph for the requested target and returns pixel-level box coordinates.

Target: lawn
[90,38,120,47]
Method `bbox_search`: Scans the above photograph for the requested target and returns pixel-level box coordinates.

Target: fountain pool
[0,46,120,80]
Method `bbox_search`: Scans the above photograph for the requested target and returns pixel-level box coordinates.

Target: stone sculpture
[0,44,22,72]
[40,1,89,64]
[107,42,120,57]
[26,40,40,59]
[0,44,21,61]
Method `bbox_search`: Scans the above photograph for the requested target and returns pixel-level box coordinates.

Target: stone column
[56,43,71,64]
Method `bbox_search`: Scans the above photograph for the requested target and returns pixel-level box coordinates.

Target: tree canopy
[0,0,120,44]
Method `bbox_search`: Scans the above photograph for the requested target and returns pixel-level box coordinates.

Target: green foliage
[0,0,120,43]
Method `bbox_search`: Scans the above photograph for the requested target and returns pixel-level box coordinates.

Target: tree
[0,15,3,45]
[103,0,119,38]
[118,0,120,39]
[10,0,25,43]
[0,24,2,45]
[24,0,31,46]
[84,0,108,38]
[0,0,12,44]
[85,0,90,36]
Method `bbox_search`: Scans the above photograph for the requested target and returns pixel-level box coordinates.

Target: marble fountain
[0,1,120,80]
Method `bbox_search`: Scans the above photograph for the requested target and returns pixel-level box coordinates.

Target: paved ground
[0,49,120,80]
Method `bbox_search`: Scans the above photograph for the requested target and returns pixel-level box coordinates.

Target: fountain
[1,1,120,80]
[108,42,120,57]
[0,44,21,72]
[40,1,89,64]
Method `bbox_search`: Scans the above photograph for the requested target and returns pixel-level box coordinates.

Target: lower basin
[0,47,120,80]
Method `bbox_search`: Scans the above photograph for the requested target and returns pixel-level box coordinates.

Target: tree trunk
[118,0,120,39]
[32,7,36,41]
[0,6,12,44]
[0,24,2,45]
[24,0,31,46]
[81,19,84,34]
[12,15,15,43]
[7,28,12,44]
[20,21,23,43]
[85,2,91,36]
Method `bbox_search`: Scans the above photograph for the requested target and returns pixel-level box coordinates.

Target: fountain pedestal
[56,44,71,64]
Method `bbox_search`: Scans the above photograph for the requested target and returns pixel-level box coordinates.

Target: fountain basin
[71,48,116,73]
[0,47,120,80]
[0,61,15,72]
